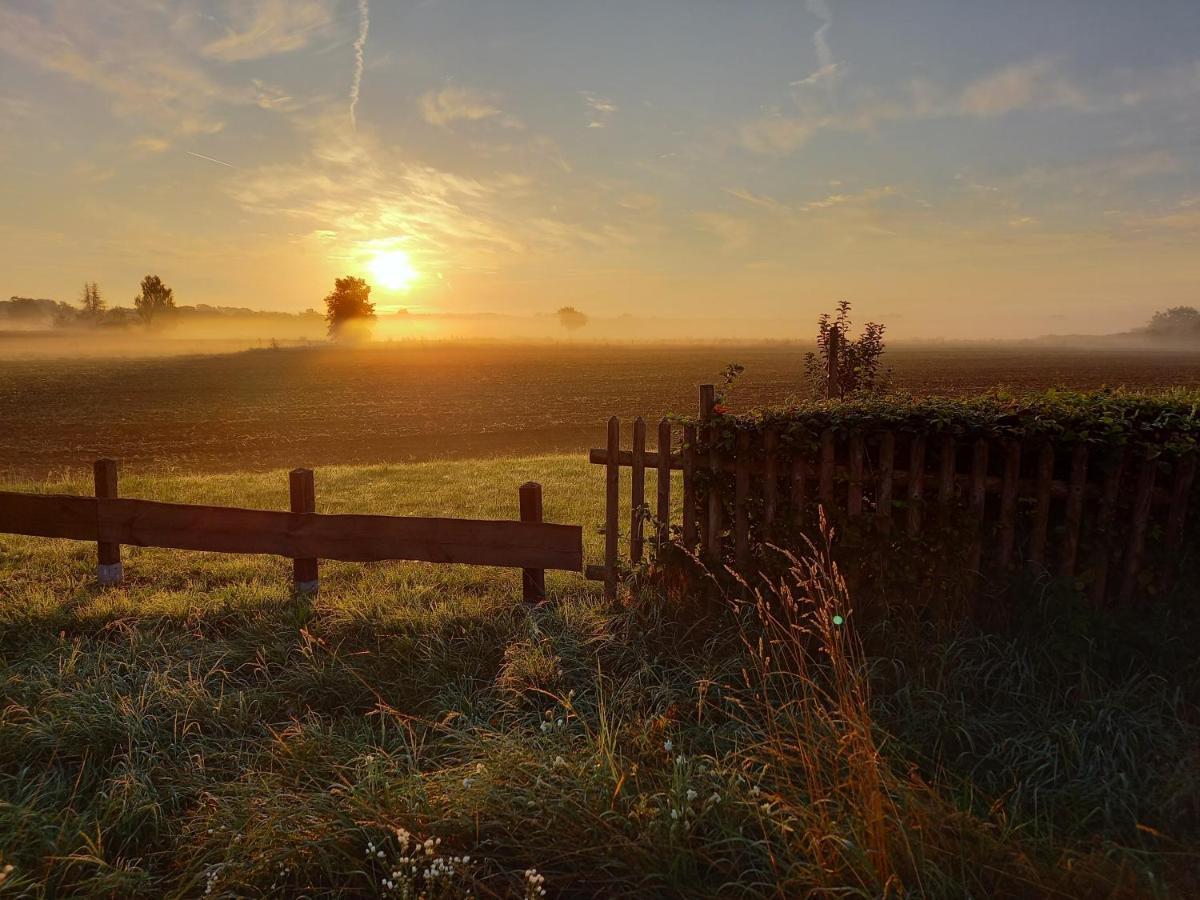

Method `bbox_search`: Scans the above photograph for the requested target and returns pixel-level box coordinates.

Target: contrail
[806,0,834,71]
[185,150,234,168]
[349,0,370,129]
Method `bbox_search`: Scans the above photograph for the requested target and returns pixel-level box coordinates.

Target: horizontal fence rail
[590,385,1199,603]
[0,461,582,601]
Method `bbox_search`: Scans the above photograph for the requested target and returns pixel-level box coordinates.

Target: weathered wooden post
[699,384,721,562]
[682,423,697,549]
[631,417,646,564]
[876,430,895,534]
[94,458,122,586]
[605,416,620,599]
[656,418,672,553]
[519,481,546,603]
[734,430,751,571]
[289,468,318,596]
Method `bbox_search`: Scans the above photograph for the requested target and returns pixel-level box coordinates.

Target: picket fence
[589,385,1196,601]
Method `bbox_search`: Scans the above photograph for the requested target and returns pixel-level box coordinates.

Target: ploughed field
[4,342,1200,477]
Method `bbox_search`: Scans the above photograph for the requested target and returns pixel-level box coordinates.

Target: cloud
[738,55,1200,156]
[799,184,898,212]
[805,0,835,75]
[131,136,171,155]
[349,0,369,128]
[1111,193,1200,237]
[420,86,507,127]
[723,187,789,213]
[694,212,754,253]
[725,184,900,218]
[0,1,316,142]
[250,79,298,111]
[580,91,618,128]
[792,63,841,90]
[202,0,337,62]
[738,114,821,154]
[617,192,660,212]
[224,110,635,274]
[957,59,1088,117]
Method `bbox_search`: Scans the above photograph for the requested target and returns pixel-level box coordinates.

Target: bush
[680,389,1200,608]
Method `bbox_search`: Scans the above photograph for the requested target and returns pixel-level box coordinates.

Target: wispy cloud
[806,0,834,69]
[349,0,370,129]
[694,211,754,253]
[420,86,511,127]
[957,59,1087,117]
[739,56,1200,156]
[202,0,337,62]
[0,1,313,145]
[581,92,618,128]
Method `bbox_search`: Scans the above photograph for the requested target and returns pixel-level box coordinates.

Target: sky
[1,0,1198,339]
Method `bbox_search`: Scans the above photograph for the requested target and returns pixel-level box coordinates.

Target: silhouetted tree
[79,282,105,320]
[1147,306,1200,337]
[2,297,72,327]
[324,276,376,341]
[134,275,176,327]
[803,300,889,398]
[557,306,588,334]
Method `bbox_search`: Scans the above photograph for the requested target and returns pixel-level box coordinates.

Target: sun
[368,249,418,291]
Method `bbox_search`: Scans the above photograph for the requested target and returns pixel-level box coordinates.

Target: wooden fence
[589,385,1198,601]
[0,460,582,600]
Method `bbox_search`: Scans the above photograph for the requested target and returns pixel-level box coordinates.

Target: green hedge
[690,389,1200,457]
[671,389,1200,607]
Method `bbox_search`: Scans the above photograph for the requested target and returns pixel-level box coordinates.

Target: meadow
[5,342,1200,476]
[2,345,1199,896]
[1,458,1198,896]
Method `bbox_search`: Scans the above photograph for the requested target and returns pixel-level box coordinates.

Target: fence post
[682,423,697,549]
[1059,445,1088,578]
[519,481,546,603]
[656,418,672,553]
[605,416,620,599]
[631,417,646,564]
[1119,454,1156,604]
[734,431,750,571]
[699,384,722,562]
[876,431,895,534]
[763,427,779,540]
[94,458,122,586]
[906,433,926,537]
[289,468,318,596]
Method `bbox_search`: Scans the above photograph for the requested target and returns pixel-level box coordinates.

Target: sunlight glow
[369,249,418,291]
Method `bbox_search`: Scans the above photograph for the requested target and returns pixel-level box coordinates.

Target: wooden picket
[589,383,1199,601]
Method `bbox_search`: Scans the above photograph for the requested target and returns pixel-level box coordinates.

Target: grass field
[1,458,1197,897]
[6,342,1200,477]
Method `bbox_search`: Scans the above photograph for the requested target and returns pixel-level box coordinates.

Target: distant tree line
[2,275,325,333]
[1145,306,1200,340]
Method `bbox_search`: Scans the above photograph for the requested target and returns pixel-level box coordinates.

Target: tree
[79,282,105,320]
[134,275,176,327]
[323,276,376,341]
[1147,306,1200,338]
[803,300,889,398]
[557,306,588,334]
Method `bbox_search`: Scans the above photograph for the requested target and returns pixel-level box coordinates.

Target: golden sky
[1,1,1198,338]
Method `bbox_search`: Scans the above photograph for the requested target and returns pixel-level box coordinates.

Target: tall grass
[1,460,1197,896]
